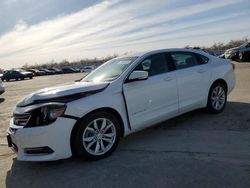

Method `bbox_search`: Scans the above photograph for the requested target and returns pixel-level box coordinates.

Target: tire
[30,76,33,79]
[206,83,227,114]
[73,111,121,160]
[239,52,245,62]
[21,77,24,80]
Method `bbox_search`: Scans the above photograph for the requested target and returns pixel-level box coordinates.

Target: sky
[0,0,250,69]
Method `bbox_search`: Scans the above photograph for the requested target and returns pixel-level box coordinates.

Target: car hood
[17,81,109,107]
[226,47,241,52]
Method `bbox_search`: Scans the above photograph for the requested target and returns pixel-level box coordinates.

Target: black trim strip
[121,88,132,130]
[62,114,81,121]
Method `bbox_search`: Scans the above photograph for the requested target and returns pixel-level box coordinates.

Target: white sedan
[7,48,235,161]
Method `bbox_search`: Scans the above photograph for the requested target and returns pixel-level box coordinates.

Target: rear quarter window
[194,53,209,65]
[170,52,199,70]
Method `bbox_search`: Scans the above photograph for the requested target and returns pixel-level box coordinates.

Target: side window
[170,52,199,70]
[135,53,168,76]
[194,53,209,65]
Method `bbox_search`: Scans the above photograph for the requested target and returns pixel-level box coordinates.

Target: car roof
[120,48,211,58]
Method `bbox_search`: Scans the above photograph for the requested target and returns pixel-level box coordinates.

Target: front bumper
[225,52,237,59]
[7,117,76,161]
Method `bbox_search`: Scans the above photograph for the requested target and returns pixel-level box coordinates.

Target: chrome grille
[13,113,31,126]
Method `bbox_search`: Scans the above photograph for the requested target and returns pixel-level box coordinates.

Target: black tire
[206,82,227,114]
[73,111,121,160]
[30,76,33,79]
[6,79,9,82]
[21,77,24,80]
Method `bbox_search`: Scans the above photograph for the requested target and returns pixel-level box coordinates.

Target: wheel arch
[209,79,228,93]
[70,107,125,155]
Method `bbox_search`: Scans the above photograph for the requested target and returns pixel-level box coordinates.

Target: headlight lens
[25,104,66,127]
[41,105,66,121]
[48,106,66,120]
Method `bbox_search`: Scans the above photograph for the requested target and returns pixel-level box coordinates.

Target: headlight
[24,103,66,127]
[41,105,66,122]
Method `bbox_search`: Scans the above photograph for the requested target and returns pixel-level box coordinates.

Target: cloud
[2,0,18,5]
[0,0,249,69]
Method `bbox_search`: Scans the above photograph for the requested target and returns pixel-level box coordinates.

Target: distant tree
[13,37,249,71]
[187,37,249,55]
[205,37,249,52]
[19,54,118,70]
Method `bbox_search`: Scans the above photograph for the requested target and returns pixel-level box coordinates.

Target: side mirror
[128,71,148,82]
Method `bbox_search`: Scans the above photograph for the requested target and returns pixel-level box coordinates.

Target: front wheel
[239,52,245,62]
[206,83,227,113]
[73,112,121,160]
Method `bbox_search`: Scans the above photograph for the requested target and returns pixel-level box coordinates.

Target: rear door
[169,51,211,113]
[9,71,15,79]
[123,52,178,130]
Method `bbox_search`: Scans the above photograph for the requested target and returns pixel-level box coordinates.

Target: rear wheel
[206,83,227,113]
[73,112,121,160]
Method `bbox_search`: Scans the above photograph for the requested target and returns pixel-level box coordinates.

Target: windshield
[240,42,249,47]
[81,57,138,82]
[15,69,26,72]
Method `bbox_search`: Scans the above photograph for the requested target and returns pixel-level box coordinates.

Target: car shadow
[5,101,250,188]
[3,79,33,82]
[0,98,5,103]
[148,101,250,131]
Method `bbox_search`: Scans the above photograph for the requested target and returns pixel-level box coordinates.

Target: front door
[123,53,178,131]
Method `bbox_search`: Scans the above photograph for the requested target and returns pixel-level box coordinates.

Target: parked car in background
[224,42,250,62]
[28,69,47,76]
[0,81,5,95]
[80,65,96,73]
[72,68,81,73]
[2,70,33,81]
[6,48,235,161]
[40,69,55,75]
[48,68,63,74]
[61,67,77,74]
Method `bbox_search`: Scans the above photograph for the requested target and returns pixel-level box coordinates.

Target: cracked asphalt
[0,62,250,188]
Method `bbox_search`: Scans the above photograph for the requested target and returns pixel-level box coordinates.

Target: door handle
[197,69,206,73]
[164,77,173,81]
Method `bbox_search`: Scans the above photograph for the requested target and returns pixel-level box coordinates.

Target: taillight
[231,62,235,71]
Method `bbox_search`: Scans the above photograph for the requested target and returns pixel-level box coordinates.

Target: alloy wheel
[211,86,226,111]
[82,118,116,156]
